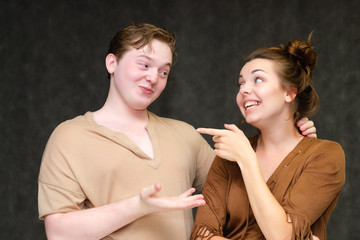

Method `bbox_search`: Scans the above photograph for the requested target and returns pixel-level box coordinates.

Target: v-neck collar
[250,135,312,185]
[84,111,162,169]
[267,137,312,185]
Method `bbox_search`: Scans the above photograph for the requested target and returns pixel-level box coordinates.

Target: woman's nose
[240,82,252,94]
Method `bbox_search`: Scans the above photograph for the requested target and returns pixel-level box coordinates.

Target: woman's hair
[246,33,320,124]
[107,23,177,78]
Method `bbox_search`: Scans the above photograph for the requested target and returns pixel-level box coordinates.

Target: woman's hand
[196,124,256,168]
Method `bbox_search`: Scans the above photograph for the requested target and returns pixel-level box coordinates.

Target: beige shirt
[38,111,215,240]
[191,136,345,240]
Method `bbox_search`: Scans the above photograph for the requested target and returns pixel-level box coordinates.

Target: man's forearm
[44,195,144,240]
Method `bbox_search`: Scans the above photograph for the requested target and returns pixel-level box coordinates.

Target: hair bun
[284,33,317,71]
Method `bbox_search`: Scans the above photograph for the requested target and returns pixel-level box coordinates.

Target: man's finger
[178,188,196,198]
[141,183,161,198]
[297,117,310,128]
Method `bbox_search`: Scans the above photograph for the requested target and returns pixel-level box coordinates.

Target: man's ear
[285,86,297,103]
[105,53,117,75]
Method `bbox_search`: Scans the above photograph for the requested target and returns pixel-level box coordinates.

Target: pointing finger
[224,124,242,133]
[196,128,229,136]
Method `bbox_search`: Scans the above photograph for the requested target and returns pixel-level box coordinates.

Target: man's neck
[93,101,149,133]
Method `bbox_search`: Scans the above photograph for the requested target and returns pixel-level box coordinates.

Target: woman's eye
[255,77,263,83]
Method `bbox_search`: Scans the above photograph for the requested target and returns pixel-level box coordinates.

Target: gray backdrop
[1,0,359,239]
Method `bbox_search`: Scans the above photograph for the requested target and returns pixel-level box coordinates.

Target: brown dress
[191,136,345,240]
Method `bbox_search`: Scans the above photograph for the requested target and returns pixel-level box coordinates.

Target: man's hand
[297,117,317,138]
[138,183,206,214]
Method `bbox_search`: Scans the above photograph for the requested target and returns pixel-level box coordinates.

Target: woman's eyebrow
[239,69,267,78]
[252,69,267,74]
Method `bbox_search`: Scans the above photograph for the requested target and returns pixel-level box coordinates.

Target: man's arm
[44,184,205,240]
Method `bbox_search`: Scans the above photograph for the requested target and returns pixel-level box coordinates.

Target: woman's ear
[105,53,117,75]
[285,86,297,103]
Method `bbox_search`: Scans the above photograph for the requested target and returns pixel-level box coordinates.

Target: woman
[191,35,345,240]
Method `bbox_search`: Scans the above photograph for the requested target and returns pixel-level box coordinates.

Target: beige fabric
[191,136,345,240]
[38,111,215,240]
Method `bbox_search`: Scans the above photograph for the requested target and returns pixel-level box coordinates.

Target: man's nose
[146,69,158,83]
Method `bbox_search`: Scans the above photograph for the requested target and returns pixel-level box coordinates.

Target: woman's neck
[256,120,304,152]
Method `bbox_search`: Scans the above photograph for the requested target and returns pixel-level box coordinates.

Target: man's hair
[107,22,176,68]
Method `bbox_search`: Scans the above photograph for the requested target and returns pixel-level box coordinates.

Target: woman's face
[236,58,295,128]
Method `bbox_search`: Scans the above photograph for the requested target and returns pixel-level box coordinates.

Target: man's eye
[159,71,168,77]
[139,63,148,68]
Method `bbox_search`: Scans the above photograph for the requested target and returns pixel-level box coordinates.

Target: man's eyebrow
[137,54,152,60]
[137,54,172,67]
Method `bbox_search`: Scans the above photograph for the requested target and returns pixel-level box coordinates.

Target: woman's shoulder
[307,137,344,155]
[302,137,345,171]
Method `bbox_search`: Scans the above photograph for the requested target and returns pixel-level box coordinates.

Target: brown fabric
[191,136,345,240]
[38,111,215,240]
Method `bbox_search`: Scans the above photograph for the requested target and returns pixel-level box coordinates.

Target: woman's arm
[191,157,232,240]
[45,184,205,240]
[238,155,292,240]
[197,125,344,240]
[197,126,292,240]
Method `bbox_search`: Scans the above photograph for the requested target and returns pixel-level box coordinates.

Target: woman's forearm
[239,161,292,240]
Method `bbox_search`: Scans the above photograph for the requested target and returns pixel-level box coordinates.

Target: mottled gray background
[1,0,359,239]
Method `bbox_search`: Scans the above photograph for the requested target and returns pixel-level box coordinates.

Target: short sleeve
[192,131,216,192]
[38,123,87,219]
[282,140,345,238]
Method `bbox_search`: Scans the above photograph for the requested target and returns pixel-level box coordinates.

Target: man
[38,23,316,240]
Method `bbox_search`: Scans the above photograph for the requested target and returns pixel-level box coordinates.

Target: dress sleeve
[38,123,87,219]
[191,156,230,239]
[282,140,345,239]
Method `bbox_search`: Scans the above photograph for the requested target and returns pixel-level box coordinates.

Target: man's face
[107,39,172,111]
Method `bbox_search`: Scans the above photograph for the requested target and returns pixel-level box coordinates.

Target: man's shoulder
[149,112,196,131]
[50,113,91,141]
